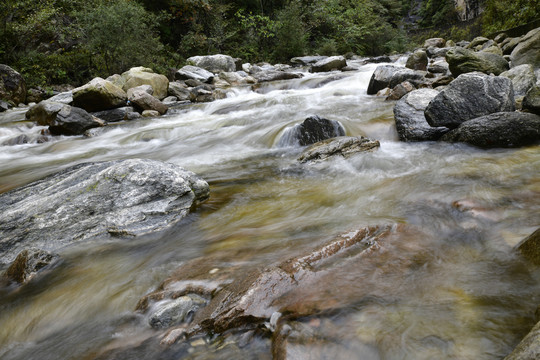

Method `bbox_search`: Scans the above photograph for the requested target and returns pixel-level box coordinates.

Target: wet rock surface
[367,65,426,95]
[393,88,449,142]
[297,136,380,163]
[425,72,515,129]
[25,101,105,135]
[504,320,540,360]
[516,228,540,266]
[3,248,60,284]
[137,225,397,335]
[440,112,540,148]
[278,116,346,147]
[0,159,209,264]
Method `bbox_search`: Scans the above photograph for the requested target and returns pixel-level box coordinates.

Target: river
[0,61,539,359]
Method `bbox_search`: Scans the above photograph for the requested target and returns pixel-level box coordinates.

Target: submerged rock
[149,294,208,329]
[137,225,397,336]
[504,319,540,360]
[3,248,60,284]
[297,136,380,163]
[0,159,209,264]
[515,228,540,266]
[424,72,515,129]
[278,116,345,147]
[440,112,540,148]
[394,89,449,142]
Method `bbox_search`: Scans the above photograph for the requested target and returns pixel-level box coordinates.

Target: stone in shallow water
[278,116,345,147]
[3,248,60,284]
[0,159,209,264]
[297,136,380,163]
[515,228,540,266]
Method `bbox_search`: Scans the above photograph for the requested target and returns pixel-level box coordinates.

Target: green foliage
[76,0,163,76]
[233,8,276,61]
[272,0,308,61]
[482,0,540,34]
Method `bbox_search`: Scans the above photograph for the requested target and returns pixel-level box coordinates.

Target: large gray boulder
[72,77,127,112]
[406,50,428,71]
[367,65,426,95]
[187,54,236,73]
[311,56,347,72]
[120,67,169,100]
[0,159,209,264]
[446,47,509,77]
[298,136,380,162]
[510,27,540,68]
[440,112,540,148]
[425,72,515,128]
[394,89,449,141]
[278,116,346,147]
[175,65,214,83]
[0,64,26,104]
[500,64,537,97]
[25,101,104,135]
[128,86,168,115]
[523,85,540,115]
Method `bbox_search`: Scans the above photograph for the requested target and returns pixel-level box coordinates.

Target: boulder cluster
[0,53,356,138]
[369,28,540,148]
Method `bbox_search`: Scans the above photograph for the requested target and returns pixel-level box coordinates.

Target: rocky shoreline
[1,26,540,359]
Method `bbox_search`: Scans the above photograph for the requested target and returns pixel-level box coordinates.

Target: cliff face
[403,0,485,28]
[454,0,483,21]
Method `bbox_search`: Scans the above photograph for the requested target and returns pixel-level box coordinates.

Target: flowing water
[0,61,539,359]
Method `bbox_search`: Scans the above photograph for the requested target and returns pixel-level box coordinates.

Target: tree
[77,0,163,75]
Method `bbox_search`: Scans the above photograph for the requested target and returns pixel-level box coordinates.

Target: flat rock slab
[0,159,209,264]
[298,136,380,163]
